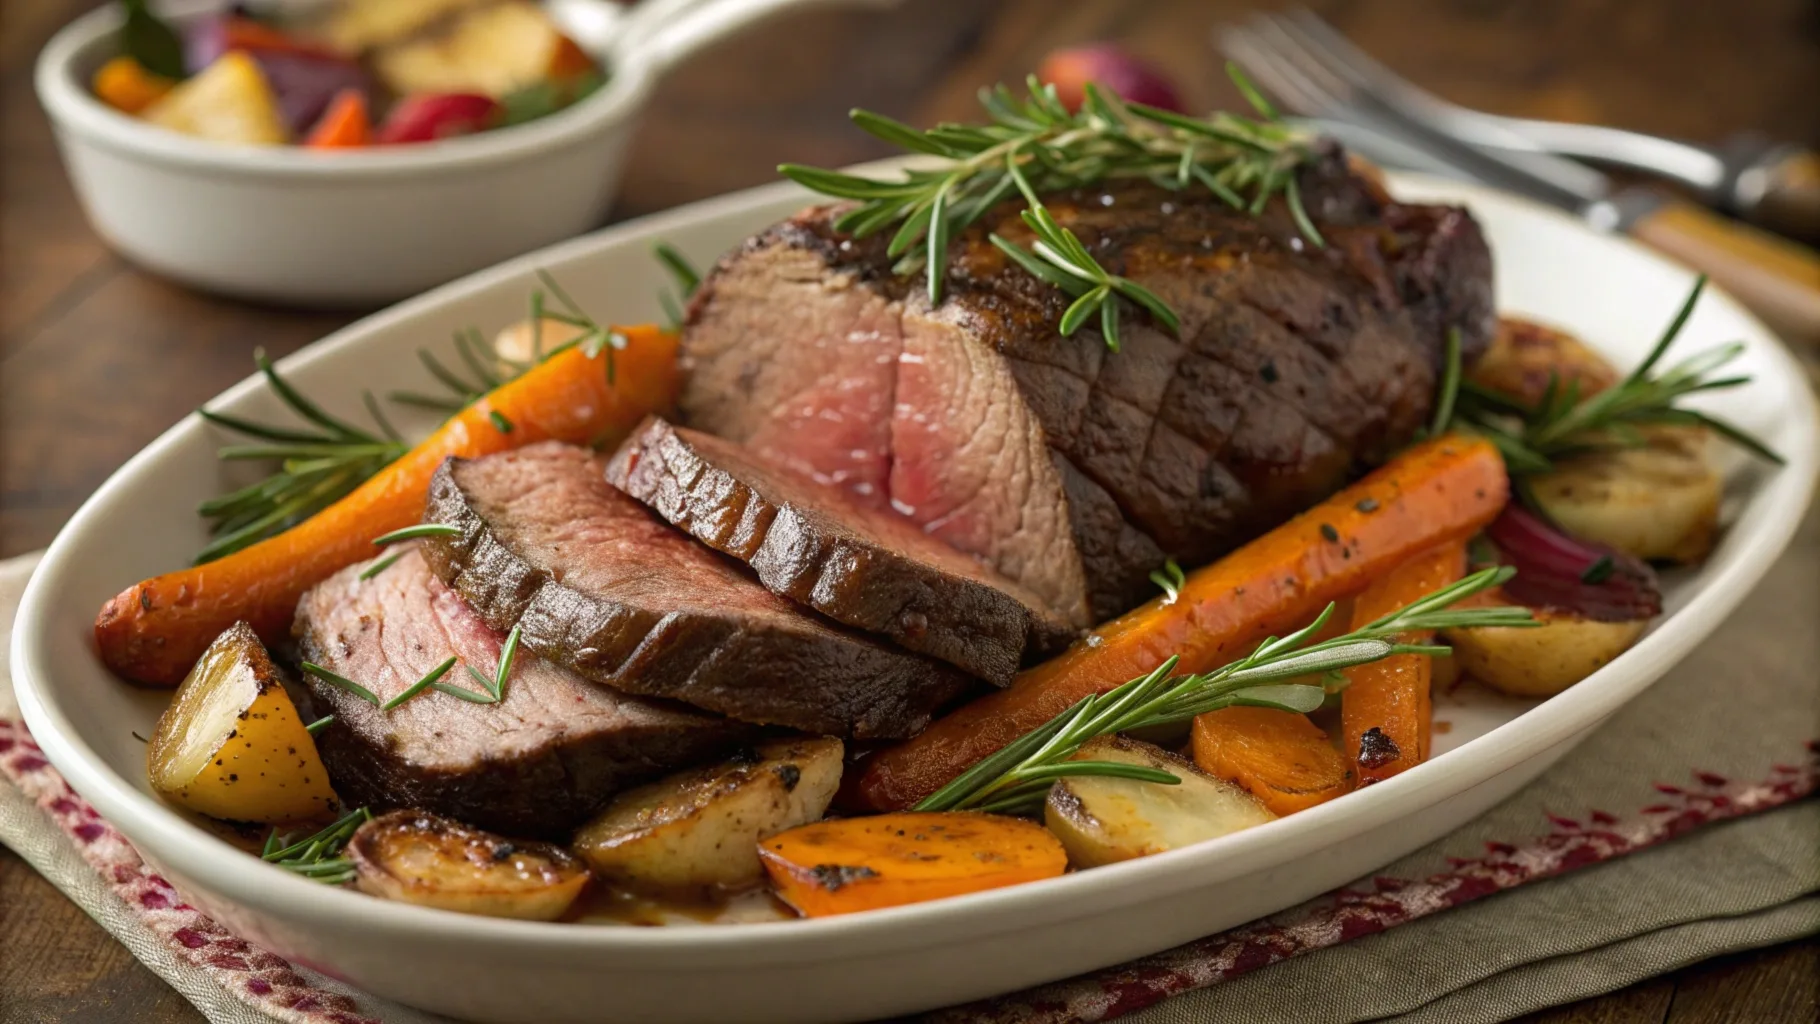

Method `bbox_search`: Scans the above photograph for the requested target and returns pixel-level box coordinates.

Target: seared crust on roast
[294,550,748,837]
[606,416,1074,685]
[681,145,1494,622]
[417,442,971,738]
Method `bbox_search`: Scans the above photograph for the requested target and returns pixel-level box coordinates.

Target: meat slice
[605,416,1075,685]
[294,550,747,838]
[681,147,1495,623]
[417,442,970,739]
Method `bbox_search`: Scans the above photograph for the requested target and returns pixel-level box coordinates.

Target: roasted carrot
[759,813,1066,918]
[304,89,371,148]
[1341,541,1467,784]
[1191,707,1352,816]
[92,55,175,115]
[849,435,1509,812]
[95,327,680,686]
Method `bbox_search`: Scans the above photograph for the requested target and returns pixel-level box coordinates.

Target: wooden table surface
[2,1,1816,1021]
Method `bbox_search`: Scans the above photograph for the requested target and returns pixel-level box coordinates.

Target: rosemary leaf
[300,663,381,707]
[373,524,461,546]
[380,656,459,711]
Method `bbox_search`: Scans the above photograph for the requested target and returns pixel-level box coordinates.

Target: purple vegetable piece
[256,51,372,136]
[182,14,371,135]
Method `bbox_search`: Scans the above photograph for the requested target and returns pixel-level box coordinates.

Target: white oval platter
[12,172,1817,1024]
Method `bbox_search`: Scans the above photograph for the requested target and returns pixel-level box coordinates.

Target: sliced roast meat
[681,146,1495,623]
[605,416,1075,685]
[417,442,970,739]
[294,550,748,838]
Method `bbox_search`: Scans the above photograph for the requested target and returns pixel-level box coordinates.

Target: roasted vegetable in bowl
[95,0,604,148]
[146,622,338,823]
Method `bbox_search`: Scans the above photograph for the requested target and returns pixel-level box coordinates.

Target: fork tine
[1217,25,1345,118]
[1278,9,1444,106]
[1245,16,1358,110]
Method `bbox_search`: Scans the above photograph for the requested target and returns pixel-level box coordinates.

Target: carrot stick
[95,327,680,685]
[1191,707,1352,816]
[305,89,371,148]
[1340,541,1466,784]
[848,435,1509,812]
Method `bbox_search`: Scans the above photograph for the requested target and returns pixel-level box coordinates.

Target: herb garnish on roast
[683,145,1493,625]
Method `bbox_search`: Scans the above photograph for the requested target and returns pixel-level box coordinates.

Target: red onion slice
[1484,505,1662,622]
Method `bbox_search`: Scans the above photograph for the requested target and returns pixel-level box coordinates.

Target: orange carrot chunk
[759,813,1066,918]
[1191,706,1352,816]
[1341,541,1467,784]
[95,326,681,686]
[93,55,176,114]
[849,435,1509,812]
[304,89,372,148]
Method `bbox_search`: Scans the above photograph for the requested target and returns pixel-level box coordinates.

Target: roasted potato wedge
[309,0,490,54]
[573,737,843,894]
[1469,317,1620,408]
[760,812,1066,917]
[1527,425,1720,563]
[349,810,588,920]
[1443,609,1647,697]
[1044,735,1275,869]
[373,1,586,98]
[147,622,337,823]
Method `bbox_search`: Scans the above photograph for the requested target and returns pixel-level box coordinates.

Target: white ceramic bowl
[34,0,890,306]
[12,173,1818,1024]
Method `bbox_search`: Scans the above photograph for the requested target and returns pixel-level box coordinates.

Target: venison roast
[417,442,970,738]
[680,148,1494,624]
[294,550,749,837]
[606,415,1074,684]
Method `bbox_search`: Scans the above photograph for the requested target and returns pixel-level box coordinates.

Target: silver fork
[1220,9,1820,244]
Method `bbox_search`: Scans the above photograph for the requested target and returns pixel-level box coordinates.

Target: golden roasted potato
[1527,425,1720,563]
[1044,735,1275,869]
[349,811,589,920]
[373,1,587,98]
[1443,609,1647,698]
[573,737,843,894]
[147,623,337,823]
[143,52,288,146]
[1469,317,1620,408]
[309,0,491,54]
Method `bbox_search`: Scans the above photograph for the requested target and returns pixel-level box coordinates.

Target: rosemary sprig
[199,273,622,562]
[304,715,334,736]
[262,806,371,886]
[655,242,704,331]
[1451,277,1781,474]
[195,351,407,565]
[916,566,1533,816]
[373,523,461,545]
[780,66,1318,351]
[531,269,629,383]
[1149,557,1186,604]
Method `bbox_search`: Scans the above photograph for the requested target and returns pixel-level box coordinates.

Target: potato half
[1469,317,1620,408]
[147,622,337,823]
[1527,425,1720,563]
[1045,735,1275,869]
[1443,609,1647,698]
[573,737,843,894]
[349,811,589,920]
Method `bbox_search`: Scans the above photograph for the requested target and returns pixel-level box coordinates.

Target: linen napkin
[2,519,1815,1024]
